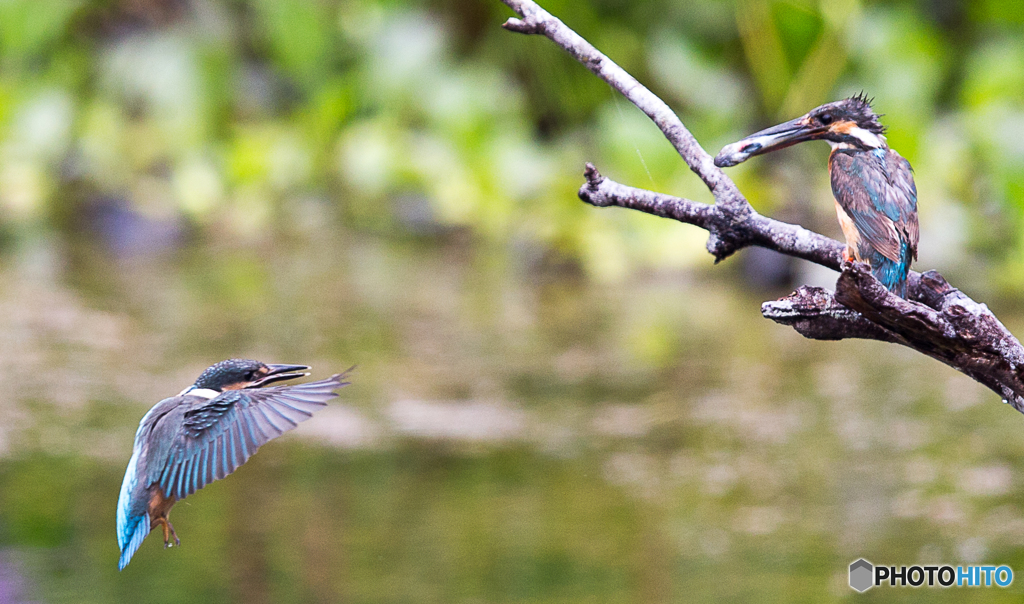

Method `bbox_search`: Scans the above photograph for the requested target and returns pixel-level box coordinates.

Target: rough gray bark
[500,0,1024,411]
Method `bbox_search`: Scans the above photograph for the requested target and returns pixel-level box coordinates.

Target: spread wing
[830,149,919,262]
[157,372,350,501]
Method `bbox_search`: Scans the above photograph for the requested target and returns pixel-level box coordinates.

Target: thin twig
[501,0,744,210]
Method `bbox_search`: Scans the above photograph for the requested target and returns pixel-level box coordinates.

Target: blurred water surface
[0,219,1021,603]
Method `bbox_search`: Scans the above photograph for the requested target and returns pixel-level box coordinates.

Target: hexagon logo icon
[849,559,874,592]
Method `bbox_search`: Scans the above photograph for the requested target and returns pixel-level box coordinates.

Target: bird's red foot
[157,517,181,548]
[167,522,180,548]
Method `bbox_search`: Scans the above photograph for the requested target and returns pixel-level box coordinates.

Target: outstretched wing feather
[156,373,349,501]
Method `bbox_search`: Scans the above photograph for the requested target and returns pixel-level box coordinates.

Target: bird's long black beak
[250,364,311,387]
[714,116,825,167]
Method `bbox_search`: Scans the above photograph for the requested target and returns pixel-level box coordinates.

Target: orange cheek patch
[830,121,857,135]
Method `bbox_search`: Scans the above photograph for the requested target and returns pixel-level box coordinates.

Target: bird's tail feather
[868,247,911,298]
[118,515,150,570]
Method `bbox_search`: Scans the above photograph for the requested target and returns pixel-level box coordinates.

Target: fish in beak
[714,115,828,168]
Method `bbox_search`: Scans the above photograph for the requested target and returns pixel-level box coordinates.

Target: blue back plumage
[830,147,919,297]
[117,399,178,570]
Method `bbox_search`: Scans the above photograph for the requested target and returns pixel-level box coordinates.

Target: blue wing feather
[118,515,151,570]
[157,373,350,502]
[830,148,919,295]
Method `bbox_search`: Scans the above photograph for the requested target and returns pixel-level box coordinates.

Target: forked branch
[499,0,1024,410]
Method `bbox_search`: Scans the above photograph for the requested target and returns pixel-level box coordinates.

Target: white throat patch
[827,126,885,151]
[848,126,883,148]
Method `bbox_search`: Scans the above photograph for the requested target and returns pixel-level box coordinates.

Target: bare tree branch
[502,0,742,208]
[579,164,844,268]
[499,0,1024,410]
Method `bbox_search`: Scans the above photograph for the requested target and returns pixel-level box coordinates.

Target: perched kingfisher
[714,94,919,297]
[116,359,350,570]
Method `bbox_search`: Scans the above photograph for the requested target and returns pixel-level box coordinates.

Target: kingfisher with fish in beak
[714,94,919,297]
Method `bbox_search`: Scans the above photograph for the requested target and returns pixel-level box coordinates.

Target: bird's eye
[819,113,834,125]
[245,370,257,380]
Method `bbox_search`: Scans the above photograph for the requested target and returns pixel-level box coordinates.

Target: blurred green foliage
[0,0,1022,293]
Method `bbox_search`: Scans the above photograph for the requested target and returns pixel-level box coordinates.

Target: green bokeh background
[0,0,1020,292]
[2,1,1024,602]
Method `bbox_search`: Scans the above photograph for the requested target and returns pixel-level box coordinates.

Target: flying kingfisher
[714,94,919,297]
[116,359,350,570]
